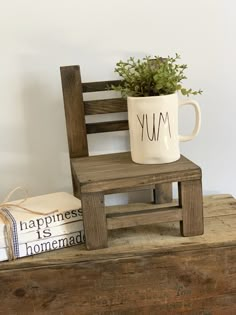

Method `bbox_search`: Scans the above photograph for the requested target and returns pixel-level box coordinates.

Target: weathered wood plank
[0,246,236,315]
[86,120,128,134]
[106,201,179,215]
[154,183,173,203]
[71,163,80,198]
[179,179,204,236]
[71,153,201,193]
[72,153,199,176]
[80,170,201,193]
[107,207,182,230]
[81,192,108,249]
[60,65,88,158]
[103,184,155,195]
[84,98,127,115]
[73,153,200,179]
[82,80,121,92]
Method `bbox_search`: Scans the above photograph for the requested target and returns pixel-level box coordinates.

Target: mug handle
[179,100,201,142]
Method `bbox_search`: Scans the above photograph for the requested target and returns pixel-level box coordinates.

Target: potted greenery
[111,54,202,164]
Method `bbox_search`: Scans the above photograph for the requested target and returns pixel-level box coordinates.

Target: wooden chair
[60,65,204,250]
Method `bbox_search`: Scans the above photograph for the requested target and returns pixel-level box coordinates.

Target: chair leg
[71,165,81,199]
[154,183,173,204]
[81,192,108,249]
[178,179,204,236]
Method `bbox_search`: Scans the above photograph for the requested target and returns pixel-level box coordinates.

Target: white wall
[0,0,235,201]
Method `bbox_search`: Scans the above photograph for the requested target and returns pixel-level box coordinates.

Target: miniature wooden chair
[60,65,204,250]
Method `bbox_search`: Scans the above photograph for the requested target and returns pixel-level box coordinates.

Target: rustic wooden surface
[84,98,127,115]
[179,179,204,236]
[60,65,88,158]
[72,153,201,193]
[82,80,121,92]
[154,182,173,204]
[106,205,182,230]
[86,119,129,134]
[81,192,108,249]
[0,194,236,315]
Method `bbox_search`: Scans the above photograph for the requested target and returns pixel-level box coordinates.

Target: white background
[0,0,235,201]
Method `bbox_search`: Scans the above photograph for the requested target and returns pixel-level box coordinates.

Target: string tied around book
[0,187,58,261]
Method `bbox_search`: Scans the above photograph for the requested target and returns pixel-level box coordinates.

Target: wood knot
[14,288,26,297]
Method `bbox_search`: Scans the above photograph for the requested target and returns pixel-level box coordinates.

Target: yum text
[137,112,171,141]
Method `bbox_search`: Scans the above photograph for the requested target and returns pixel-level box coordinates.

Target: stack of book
[0,192,84,261]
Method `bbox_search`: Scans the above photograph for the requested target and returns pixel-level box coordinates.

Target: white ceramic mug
[128,93,201,164]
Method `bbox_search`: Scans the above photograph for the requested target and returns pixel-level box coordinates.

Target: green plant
[111,54,202,97]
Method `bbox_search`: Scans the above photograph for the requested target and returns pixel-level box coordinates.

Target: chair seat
[72,152,201,194]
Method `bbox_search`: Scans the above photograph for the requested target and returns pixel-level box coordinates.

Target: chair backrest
[60,65,128,159]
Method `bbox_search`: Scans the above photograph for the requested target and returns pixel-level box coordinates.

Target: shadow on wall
[20,73,72,197]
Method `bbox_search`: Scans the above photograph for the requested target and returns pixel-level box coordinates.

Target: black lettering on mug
[137,112,171,142]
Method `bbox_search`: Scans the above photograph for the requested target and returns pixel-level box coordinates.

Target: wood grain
[71,153,201,193]
[60,65,88,158]
[82,171,200,194]
[71,162,80,198]
[1,247,236,315]
[73,153,200,178]
[106,200,179,215]
[82,80,121,92]
[107,207,182,230]
[154,183,173,203]
[84,98,127,115]
[81,192,108,249]
[0,194,236,314]
[179,179,204,236]
[103,184,155,195]
[86,120,128,134]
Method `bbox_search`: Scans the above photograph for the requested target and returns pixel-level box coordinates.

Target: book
[0,192,85,261]
[0,230,85,262]
[0,220,83,247]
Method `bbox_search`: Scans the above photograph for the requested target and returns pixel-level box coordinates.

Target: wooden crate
[0,194,236,315]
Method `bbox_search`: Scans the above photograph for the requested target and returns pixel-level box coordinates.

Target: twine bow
[0,187,58,261]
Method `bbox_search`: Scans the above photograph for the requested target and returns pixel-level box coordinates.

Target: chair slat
[86,120,129,134]
[84,98,127,115]
[82,80,121,93]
